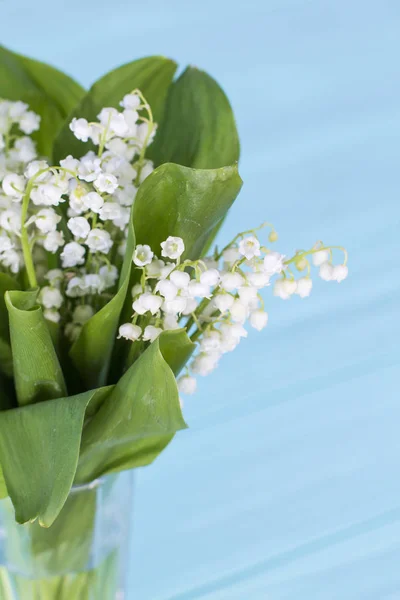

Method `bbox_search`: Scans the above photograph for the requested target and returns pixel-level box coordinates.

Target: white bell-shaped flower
[200,268,220,287]
[162,296,187,315]
[169,270,190,289]
[249,310,268,331]
[70,118,92,142]
[332,264,348,282]
[61,241,86,267]
[39,286,63,309]
[178,375,197,395]
[34,209,61,233]
[155,279,178,300]
[118,323,142,342]
[86,229,113,254]
[67,216,91,239]
[133,244,154,267]
[44,231,65,253]
[319,262,334,281]
[263,251,285,275]
[220,272,244,291]
[188,281,210,298]
[2,174,26,198]
[238,235,261,260]
[295,277,313,298]
[160,236,185,260]
[214,293,235,313]
[312,249,330,266]
[142,325,163,342]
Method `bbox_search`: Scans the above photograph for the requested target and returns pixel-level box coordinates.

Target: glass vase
[0,470,134,600]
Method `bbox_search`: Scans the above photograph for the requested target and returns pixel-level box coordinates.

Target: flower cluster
[0,100,41,273]
[0,92,156,323]
[117,227,348,402]
[0,95,348,402]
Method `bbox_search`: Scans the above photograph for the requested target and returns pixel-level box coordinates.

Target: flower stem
[20,165,69,289]
[215,221,270,260]
[20,180,38,289]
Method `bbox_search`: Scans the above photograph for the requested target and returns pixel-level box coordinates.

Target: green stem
[185,297,210,333]
[97,114,112,157]
[215,222,270,260]
[190,328,203,343]
[285,245,348,267]
[19,166,79,290]
[20,181,38,289]
[133,90,154,186]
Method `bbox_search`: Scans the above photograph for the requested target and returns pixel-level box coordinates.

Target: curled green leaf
[5,290,66,406]
[69,208,136,390]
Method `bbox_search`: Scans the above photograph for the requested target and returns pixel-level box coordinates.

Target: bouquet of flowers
[0,44,348,598]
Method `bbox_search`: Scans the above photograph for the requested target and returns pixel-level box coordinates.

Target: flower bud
[268,230,278,243]
[294,256,308,271]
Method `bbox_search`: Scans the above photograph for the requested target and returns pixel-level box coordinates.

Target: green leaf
[0,465,7,499]
[132,162,243,260]
[76,330,195,483]
[150,66,240,253]
[0,274,18,380]
[69,209,136,390]
[0,45,85,157]
[5,290,66,406]
[53,56,177,163]
[15,50,85,121]
[151,66,240,169]
[157,327,196,376]
[29,486,97,573]
[0,387,110,527]
[0,274,20,380]
[69,278,131,390]
[0,339,13,379]
[0,273,20,341]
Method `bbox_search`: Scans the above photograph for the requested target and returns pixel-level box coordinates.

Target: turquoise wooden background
[3,1,400,598]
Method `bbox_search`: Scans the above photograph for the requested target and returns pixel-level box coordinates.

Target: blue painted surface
[3,1,400,598]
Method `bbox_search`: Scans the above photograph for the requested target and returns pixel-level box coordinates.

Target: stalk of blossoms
[116,224,348,396]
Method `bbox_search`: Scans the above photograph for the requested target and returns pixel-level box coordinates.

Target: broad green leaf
[0,46,85,157]
[76,330,195,483]
[0,388,109,527]
[5,290,66,406]
[53,56,177,163]
[151,66,240,169]
[0,275,20,380]
[150,67,240,254]
[0,465,7,499]
[0,273,20,341]
[69,210,136,390]
[15,50,85,121]
[132,162,243,260]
